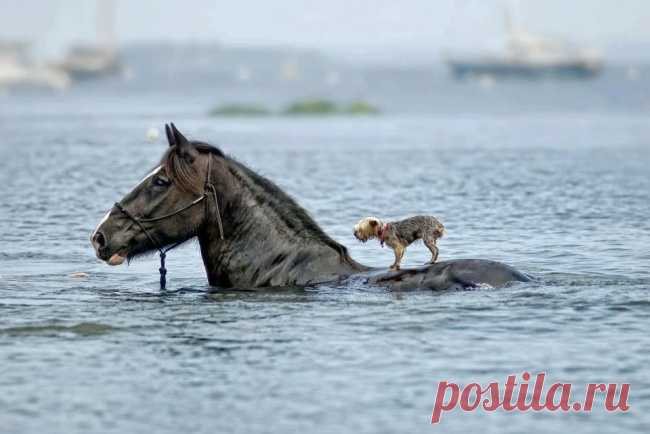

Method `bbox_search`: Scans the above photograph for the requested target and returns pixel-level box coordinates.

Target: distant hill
[120,42,358,90]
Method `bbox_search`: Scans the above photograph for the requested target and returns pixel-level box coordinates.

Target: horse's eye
[153,176,170,187]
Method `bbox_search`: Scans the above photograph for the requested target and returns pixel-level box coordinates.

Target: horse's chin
[108,253,126,266]
[104,247,132,266]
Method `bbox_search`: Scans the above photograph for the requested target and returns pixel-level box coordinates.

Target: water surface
[1,75,649,433]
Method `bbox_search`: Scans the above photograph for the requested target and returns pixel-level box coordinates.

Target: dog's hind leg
[424,237,439,263]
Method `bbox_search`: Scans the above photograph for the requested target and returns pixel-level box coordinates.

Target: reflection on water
[1,76,649,433]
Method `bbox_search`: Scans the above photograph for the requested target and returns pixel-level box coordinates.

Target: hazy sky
[2,0,650,61]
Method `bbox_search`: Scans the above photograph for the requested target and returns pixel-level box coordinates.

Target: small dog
[353,215,445,270]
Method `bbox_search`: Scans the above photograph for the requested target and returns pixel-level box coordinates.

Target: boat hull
[448,59,602,79]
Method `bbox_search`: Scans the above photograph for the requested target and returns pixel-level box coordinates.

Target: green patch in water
[209,103,271,117]
[0,322,115,337]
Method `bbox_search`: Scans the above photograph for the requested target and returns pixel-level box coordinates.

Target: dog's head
[353,217,383,242]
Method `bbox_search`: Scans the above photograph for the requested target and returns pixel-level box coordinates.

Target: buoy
[626,66,640,81]
[478,75,495,89]
[146,127,160,143]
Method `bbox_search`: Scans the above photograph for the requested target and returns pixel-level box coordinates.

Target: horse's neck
[198,218,360,288]
[197,165,363,287]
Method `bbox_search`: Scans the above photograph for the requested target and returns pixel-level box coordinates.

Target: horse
[91,124,529,291]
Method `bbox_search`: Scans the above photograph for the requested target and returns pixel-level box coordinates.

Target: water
[1,70,649,433]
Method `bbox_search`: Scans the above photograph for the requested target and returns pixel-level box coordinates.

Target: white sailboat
[445,5,603,79]
[58,0,121,80]
[0,41,70,90]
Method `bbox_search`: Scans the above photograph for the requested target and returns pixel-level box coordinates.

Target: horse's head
[92,123,361,288]
[91,124,226,265]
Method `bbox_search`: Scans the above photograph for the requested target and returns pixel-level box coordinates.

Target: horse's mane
[162,141,353,262]
[161,141,224,193]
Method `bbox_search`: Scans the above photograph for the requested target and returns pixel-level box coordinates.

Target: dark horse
[91,124,529,290]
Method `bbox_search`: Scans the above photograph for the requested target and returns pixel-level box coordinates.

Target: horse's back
[367,259,530,291]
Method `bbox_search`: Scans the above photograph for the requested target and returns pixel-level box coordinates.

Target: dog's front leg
[424,237,439,263]
[390,245,405,271]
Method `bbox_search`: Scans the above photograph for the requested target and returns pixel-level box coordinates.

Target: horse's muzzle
[91,231,108,258]
[91,230,125,265]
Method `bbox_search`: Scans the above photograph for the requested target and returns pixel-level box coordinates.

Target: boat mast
[97,0,116,54]
[503,0,523,38]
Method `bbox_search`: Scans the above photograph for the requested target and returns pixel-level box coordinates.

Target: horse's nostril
[93,232,106,248]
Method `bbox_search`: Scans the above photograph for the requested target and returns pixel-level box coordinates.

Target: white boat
[58,0,122,81]
[0,41,70,90]
[59,45,121,80]
[445,7,603,79]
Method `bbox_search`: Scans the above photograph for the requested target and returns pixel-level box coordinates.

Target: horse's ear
[170,123,198,161]
[165,124,175,147]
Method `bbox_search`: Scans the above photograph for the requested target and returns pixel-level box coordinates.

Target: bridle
[114,155,224,290]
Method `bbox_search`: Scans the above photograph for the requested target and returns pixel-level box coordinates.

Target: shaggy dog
[353,215,445,270]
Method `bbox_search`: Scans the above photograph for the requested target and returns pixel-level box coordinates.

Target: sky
[2,0,650,63]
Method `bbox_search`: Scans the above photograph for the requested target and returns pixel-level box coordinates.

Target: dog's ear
[369,219,378,227]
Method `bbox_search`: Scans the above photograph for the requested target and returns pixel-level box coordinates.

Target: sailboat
[59,0,121,80]
[0,41,70,90]
[445,6,603,79]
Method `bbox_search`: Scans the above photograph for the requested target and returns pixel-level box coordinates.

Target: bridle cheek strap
[206,183,224,240]
[114,156,224,290]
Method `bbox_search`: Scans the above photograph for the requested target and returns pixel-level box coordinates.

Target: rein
[114,156,224,290]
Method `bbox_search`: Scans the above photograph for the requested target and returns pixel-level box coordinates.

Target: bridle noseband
[114,156,224,290]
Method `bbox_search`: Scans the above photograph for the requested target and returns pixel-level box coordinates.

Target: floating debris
[478,75,496,90]
[235,65,252,82]
[146,126,160,142]
[626,66,640,81]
